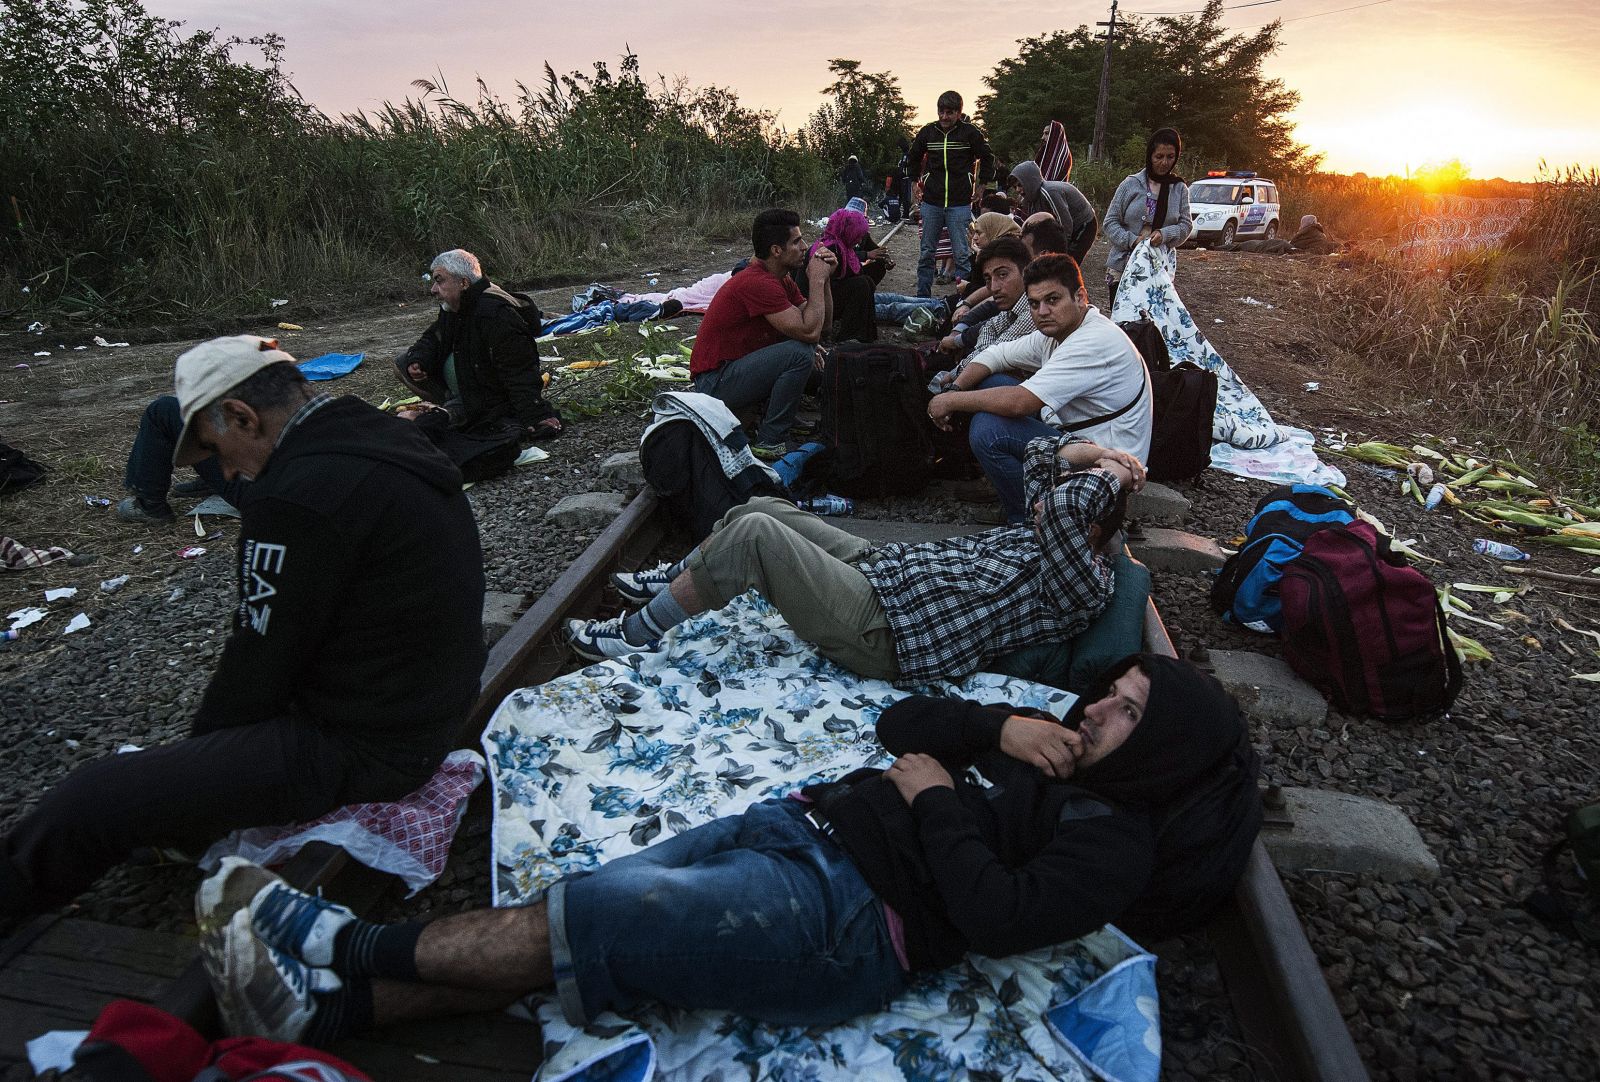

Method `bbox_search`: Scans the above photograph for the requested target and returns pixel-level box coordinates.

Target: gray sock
[622,587,690,645]
[665,549,697,579]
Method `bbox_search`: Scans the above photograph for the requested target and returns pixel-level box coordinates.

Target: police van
[1186,171,1281,247]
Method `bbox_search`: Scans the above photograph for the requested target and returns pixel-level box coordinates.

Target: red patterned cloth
[200,749,484,895]
[1,535,74,571]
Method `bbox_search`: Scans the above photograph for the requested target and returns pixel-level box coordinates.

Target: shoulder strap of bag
[1525,835,1600,946]
[1058,375,1147,433]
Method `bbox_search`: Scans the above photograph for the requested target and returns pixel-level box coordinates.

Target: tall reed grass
[1,17,830,324]
[1309,167,1600,490]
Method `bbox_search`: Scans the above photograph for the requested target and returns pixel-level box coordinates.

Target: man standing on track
[908,91,994,297]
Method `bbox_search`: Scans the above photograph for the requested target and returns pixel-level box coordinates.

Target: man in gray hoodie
[1007,161,1098,264]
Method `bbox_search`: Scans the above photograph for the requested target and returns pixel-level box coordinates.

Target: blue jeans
[124,395,247,508]
[917,202,973,296]
[967,374,1060,524]
[874,293,944,322]
[692,338,814,446]
[547,798,906,1026]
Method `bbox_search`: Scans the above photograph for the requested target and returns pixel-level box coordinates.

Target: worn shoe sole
[207,908,330,1042]
[196,856,282,942]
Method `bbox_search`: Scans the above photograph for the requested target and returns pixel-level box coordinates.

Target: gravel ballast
[3,235,1597,1079]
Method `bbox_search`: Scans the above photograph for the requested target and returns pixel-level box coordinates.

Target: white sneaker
[566,615,655,662]
[610,562,676,605]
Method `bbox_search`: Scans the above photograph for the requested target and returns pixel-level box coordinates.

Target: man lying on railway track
[566,435,1141,683]
[196,651,1261,1044]
[0,336,486,920]
[394,248,566,443]
[928,254,1153,525]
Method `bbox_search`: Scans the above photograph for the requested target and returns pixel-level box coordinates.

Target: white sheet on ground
[1112,241,1345,488]
[483,591,1161,1082]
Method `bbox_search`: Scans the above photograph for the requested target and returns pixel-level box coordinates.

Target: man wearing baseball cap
[0,336,488,919]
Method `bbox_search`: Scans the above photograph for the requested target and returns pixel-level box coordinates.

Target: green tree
[977,0,1318,176]
[802,59,915,181]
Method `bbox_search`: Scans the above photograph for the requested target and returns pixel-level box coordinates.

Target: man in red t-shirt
[689,209,836,458]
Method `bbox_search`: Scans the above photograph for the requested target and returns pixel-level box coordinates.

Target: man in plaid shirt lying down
[567,434,1143,684]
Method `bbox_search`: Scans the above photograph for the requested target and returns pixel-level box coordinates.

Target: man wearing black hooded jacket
[396,248,564,442]
[198,652,1261,1045]
[0,337,486,919]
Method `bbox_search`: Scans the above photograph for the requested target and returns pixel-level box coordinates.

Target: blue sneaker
[250,879,357,968]
[610,562,675,605]
[566,615,655,662]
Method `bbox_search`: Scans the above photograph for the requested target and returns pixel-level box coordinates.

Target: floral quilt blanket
[1112,240,1344,489]
[483,592,1161,1082]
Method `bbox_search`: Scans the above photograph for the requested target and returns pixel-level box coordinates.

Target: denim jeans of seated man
[875,293,945,323]
[125,394,248,508]
[966,374,1061,524]
[546,798,907,1027]
[691,338,814,447]
[917,202,974,296]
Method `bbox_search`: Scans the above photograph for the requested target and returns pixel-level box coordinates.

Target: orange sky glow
[145,0,1599,182]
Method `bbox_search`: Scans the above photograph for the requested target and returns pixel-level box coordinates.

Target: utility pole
[1091,0,1118,162]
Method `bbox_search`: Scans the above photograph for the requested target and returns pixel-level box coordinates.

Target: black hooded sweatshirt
[398,277,557,433]
[190,396,487,780]
[805,653,1261,970]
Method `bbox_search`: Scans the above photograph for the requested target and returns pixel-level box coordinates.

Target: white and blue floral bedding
[1112,239,1345,489]
[483,592,1161,1082]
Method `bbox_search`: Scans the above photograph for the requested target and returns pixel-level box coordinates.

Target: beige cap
[172,335,296,466]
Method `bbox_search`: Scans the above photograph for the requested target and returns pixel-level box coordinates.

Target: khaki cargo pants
[685,497,900,680]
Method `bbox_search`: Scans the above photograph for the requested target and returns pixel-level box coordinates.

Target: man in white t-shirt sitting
[928,254,1151,524]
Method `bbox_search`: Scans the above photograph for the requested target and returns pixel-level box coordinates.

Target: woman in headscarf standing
[1103,127,1194,311]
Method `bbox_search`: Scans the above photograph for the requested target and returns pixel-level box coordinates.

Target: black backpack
[815,343,937,498]
[641,420,788,544]
[0,439,46,497]
[1119,319,1216,482]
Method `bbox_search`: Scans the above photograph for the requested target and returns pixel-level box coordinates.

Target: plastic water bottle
[800,495,855,516]
[1424,482,1448,511]
[1473,538,1530,561]
[1,630,18,641]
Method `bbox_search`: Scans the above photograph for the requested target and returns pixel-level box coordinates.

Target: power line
[1127,0,1287,16]
[1278,0,1394,23]
[1125,0,1394,18]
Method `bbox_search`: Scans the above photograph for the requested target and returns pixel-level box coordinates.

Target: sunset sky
[146,0,1599,181]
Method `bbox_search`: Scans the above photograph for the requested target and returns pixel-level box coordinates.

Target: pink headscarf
[809,208,869,277]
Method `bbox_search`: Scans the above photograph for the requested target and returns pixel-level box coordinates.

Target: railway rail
[5,487,1368,1080]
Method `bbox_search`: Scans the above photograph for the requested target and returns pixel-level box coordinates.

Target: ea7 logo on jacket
[241,540,287,635]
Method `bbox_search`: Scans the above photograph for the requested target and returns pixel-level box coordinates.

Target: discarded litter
[1474,538,1530,562]
[65,738,80,749]
[1239,296,1274,308]
[132,545,144,555]
[1304,382,1320,392]
[8,607,46,630]
[91,336,129,347]
[191,495,240,519]
[84,496,111,508]
[178,545,207,559]
[100,575,130,593]
[270,298,289,308]
[167,588,185,602]
[514,446,551,467]
[26,321,44,333]
[116,744,143,754]
[32,351,49,357]
[277,321,304,332]
[62,613,90,635]
[43,587,77,602]
[1,630,17,642]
